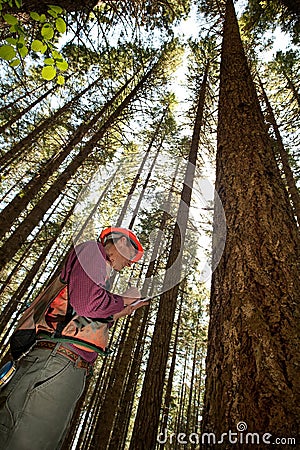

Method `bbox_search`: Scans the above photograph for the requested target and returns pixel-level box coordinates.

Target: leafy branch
[0,2,68,84]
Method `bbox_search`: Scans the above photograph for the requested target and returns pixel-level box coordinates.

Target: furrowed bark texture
[202,0,300,446]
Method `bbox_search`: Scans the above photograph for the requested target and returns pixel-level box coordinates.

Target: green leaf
[48,5,63,14]
[18,44,28,57]
[52,50,62,60]
[6,37,17,45]
[10,58,21,67]
[0,45,16,61]
[56,59,68,71]
[3,13,18,25]
[30,12,41,21]
[9,24,18,32]
[55,17,66,34]
[15,0,22,7]
[47,9,58,18]
[41,24,54,40]
[44,57,54,65]
[41,65,56,80]
[40,14,47,23]
[31,39,47,53]
[57,75,65,85]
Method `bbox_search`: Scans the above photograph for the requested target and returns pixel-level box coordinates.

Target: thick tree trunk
[202,0,300,446]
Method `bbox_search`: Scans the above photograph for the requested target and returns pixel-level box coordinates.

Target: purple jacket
[61,241,124,362]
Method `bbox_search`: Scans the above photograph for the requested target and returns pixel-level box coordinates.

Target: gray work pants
[0,346,87,450]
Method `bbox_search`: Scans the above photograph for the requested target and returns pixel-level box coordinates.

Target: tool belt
[35,340,92,373]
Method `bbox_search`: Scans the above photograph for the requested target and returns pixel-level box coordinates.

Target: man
[0,227,147,450]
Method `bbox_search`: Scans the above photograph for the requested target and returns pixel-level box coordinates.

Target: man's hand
[112,301,149,320]
[112,286,149,320]
[122,286,141,306]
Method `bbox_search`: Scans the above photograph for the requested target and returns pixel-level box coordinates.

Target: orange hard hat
[99,227,144,262]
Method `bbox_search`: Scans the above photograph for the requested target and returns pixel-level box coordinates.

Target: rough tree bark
[202,0,300,447]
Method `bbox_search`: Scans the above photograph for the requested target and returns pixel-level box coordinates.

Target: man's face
[105,237,136,272]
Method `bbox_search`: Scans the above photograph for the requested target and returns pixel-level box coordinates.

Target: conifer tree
[202,0,300,444]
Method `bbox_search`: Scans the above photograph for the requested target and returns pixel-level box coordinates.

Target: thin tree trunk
[0,73,103,169]
[257,75,300,225]
[129,65,207,450]
[0,81,47,115]
[0,76,133,239]
[185,320,198,437]
[202,0,300,445]
[0,64,157,269]
[116,108,167,227]
[90,155,180,450]
[159,294,183,450]
[128,135,164,229]
[108,302,149,450]
[174,352,188,450]
[0,78,67,134]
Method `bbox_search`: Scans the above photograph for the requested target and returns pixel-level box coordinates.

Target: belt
[35,340,91,372]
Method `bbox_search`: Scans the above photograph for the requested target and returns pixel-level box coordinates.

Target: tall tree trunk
[174,351,188,450]
[257,75,300,225]
[0,80,47,114]
[128,135,164,229]
[202,0,300,446]
[185,320,198,437]
[159,293,183,450]
[129,65,208,450]
[108,302,149,450]
[90,155,179,450]
[0,76,133,239]
[0,78,66,134]
[0,65,157,269]
[0,74,103,170]
[116,108,167,227]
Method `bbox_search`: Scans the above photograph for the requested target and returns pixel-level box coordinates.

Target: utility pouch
[10,329,36,360]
